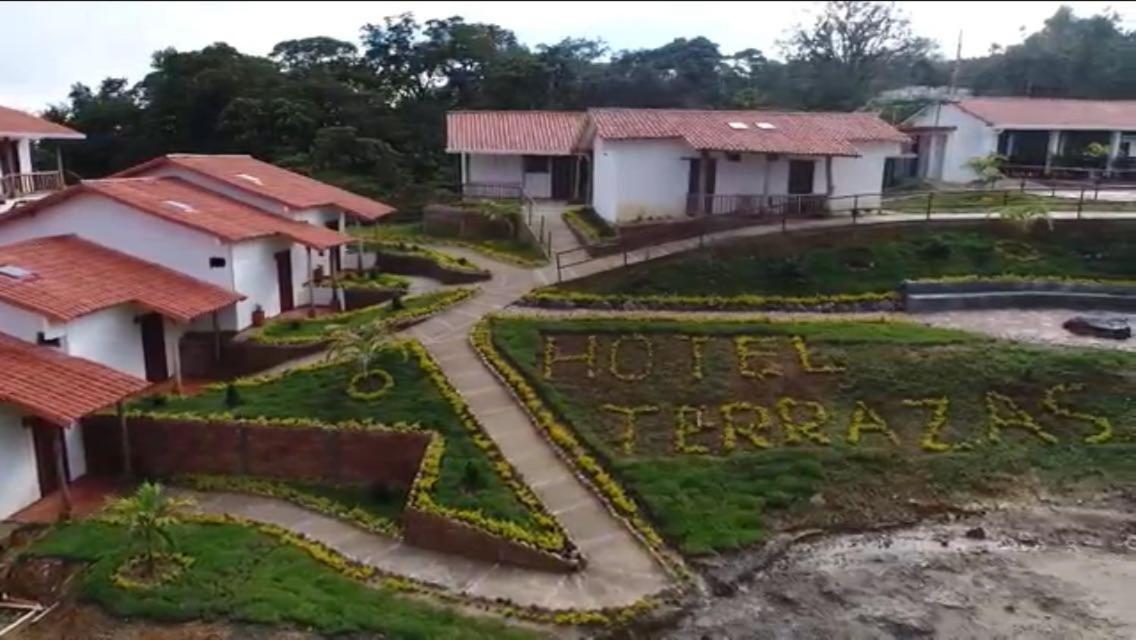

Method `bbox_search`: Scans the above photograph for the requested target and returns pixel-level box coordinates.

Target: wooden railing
[685,193,828,217]
[0,171,65,200]
[461,182,524,200]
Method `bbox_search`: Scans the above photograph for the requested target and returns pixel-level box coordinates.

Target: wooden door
[275,250,294,312]
[788,160,816,195]
[139,313,168,382]
[30,420,65,497]
[551,157,575,200]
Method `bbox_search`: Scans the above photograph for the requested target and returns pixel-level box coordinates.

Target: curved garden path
[188,207,1136,613]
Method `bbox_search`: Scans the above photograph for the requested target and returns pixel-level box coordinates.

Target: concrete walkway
[186,209,1136,613]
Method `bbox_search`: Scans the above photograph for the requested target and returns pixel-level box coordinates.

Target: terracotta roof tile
[0,105,84,139]
[7,177,352,250]
[589,109,907,156]
[0,235,242,322]
[954,97,1136,129]
[446,111,591,155]
[0,332,148,424]
[115,155,395,221]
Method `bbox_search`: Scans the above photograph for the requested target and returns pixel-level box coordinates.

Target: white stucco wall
[233,237,290,325]
[593,138,693,223]
[830,141,903,210]
[62,305,146,379]
[136,166,290,215]
[0,406,39,518]
[906,103,996,183]
[468,154,523,186]
[0,193,242,330]
[0,301,46,342]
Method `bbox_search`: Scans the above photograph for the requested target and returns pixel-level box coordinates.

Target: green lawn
[254,288,474,344]
[357,222,547,267]
[489,316,1136,555]
[136,348,546,535]
[562,207,617,244]
[882,190,1136,213]
[338,271,411,290]
[551,227,1136,298]
[28,521,540,639]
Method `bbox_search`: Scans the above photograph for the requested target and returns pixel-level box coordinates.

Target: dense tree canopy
[41,2,1136,210]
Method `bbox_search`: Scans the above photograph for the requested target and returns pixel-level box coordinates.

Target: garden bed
[252,287,477,345]
[365,241,492,283]
[123,341,577,570]
[562,207,618,248]
[358,220,547,267]
[479,315,1136,556]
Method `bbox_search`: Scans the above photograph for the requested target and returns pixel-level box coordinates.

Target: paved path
[187,208,1136,613]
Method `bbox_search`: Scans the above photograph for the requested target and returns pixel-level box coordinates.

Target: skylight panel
[0,265,34,280]
[728,121,750,130]
[755,122,777,130]
[236,173,264,185]
[162,200,196,213]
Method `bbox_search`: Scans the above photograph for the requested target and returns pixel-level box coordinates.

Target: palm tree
[107,482,193,576]
[994,202,1053,234]
[966,153,1006,190]
[325,320,404,376]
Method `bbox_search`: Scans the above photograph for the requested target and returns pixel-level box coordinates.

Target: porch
[0,171,65,201]
[999,129,1136,183]
[459,152,590,202]
[684,193,829,217]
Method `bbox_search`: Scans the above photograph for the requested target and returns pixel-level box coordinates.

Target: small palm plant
[994,201,1054,234]
[107,482,194,582]
[325,320,404,376]
[966,153,1006,189]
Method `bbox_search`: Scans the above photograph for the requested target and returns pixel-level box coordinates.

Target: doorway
[551,157,575,200]
[275,250,294,312]
[30,419,66,497]
[788,160,816,195]
[687,157,718,214]
[139,313,168,382]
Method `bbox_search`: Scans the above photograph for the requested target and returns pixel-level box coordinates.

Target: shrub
[766,257,806,282]
[224,384,243,409]
[916,237,952,261]
[462,461,487,491]
[390,294,404,311]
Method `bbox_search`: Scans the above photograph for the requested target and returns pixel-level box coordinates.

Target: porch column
[54,426,72,520]
[1108,131,1123,175]
[16,139,32,174]
[171,330,184,396]
[824,156,835,197]
[460,152,468,187]
[306,247,316,318]
[1004,132,1016,159]
[762,154,774,211]
[699,150,712,215]
[55,146,64,175]
[211,311,221,363]
[1045,130,1062,171]
[330,254,342,311]
[117,401,133,479]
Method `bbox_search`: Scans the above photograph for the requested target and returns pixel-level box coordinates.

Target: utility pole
[949,30,963,96]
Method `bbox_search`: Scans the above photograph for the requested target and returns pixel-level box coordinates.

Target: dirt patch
[9,603,331,640]
[667,495,1136,639]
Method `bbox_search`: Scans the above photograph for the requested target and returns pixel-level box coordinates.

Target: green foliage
[224,384,242,409]
[966,153,1006,188]
[29,521,537,639]
[562,207,617,244]
[997,202,1054,234]
[552,228,1136,298]
[357,222,547,266]
[105,483,194,574]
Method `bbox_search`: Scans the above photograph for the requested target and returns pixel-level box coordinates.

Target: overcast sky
[2,1,1134,112]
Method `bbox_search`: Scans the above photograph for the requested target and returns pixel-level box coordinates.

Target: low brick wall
[82,415,428,489]
[179,331,326,379]
[374,251,489,285]
[402,507,578,573]
[343,286,400,311]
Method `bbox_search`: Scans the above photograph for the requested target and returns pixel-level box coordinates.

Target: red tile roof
[7,177,352,250]
[0,235,242,322]
[114,155,395,221]
[0,105,84,139]
[589,109,907,156]
[953,97,1136,129]
[446,111,591,155]
[0,332,148,424]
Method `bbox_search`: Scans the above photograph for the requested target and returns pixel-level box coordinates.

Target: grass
[254,288,473,343]
[357,222,547,267]
[358,237,492,275]
[27,521,540,639]
[280,480,407,522]
[552,227,1136,298]
[562,207,617,244]
[489,315,1136,555]
[136,350,542,531]
[338,271,411,290]
[882,189,1136,213]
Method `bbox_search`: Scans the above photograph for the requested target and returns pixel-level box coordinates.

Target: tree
[782,1,937,109]
[107,482,193,578]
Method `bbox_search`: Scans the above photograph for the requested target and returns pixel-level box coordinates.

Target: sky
[2,1,1134,112]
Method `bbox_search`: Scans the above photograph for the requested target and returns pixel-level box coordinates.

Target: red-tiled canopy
[0,235,243,322]
[446,111,591,155]
[0,332,148,425]
[7,177,352,251]
[590,109,907,156]
[953,97,1136,129]
[0,105,84,139]
[114,155,395,221]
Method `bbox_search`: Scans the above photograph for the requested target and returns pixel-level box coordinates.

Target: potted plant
[251,304,266,327]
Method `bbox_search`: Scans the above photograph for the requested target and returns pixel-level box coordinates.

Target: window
[209,257,226,268]
[523,155,550,174]
[36,332,61,347]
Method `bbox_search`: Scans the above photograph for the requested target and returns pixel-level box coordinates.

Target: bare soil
[666,493,1136,639]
